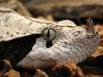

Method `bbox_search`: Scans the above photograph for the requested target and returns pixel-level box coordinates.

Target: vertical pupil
[42,28,56,48]
[42,27,56,41]
[47,29,50,40]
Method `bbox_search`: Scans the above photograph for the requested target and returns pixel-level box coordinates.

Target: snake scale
[0,8,99,69]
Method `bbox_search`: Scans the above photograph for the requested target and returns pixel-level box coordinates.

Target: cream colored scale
[0,7,99,68]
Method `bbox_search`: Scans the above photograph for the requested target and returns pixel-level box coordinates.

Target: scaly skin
[0,8,99,69]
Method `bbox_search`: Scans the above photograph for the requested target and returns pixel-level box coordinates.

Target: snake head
[50,18,100,63]
[0,8,99,68]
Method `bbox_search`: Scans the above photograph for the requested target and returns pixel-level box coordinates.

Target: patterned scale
[0,8,99,69]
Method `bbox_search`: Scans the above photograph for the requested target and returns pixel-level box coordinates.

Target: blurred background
[0,0,103,77]
[1,0,103,25]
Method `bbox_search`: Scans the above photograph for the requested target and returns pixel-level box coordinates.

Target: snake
[0,7,99,69]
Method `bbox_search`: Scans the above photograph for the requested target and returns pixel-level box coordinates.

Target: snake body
[0,8,99,68]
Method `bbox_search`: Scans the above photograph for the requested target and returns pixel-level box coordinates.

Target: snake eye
[42,28,56,41]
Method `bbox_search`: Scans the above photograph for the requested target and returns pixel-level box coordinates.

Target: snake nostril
[87,33,94,38]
